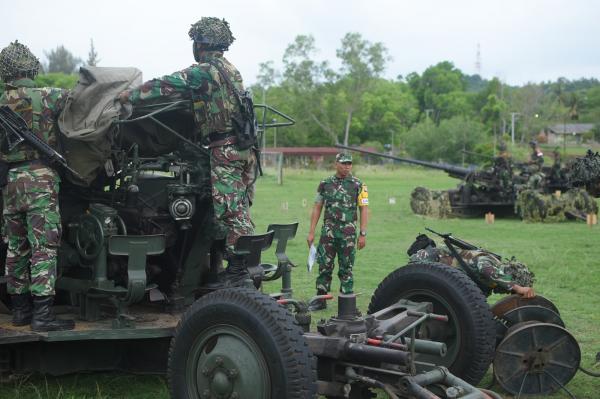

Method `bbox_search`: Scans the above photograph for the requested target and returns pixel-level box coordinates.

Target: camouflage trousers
[210,144,256,257]
[2,165,61,296]
[315,222,356,294]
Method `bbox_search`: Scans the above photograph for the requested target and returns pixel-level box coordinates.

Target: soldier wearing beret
[307,153,369,310]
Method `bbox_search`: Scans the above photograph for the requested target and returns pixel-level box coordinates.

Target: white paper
[307,244,317,272]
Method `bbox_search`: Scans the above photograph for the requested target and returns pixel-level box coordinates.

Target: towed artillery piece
[0,67,501,398]
[370,228,599,397]
[336,145,598,221]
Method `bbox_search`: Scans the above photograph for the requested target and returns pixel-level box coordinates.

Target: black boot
[218,255,250,287]
[308,290,328,312]
[31,296,75,332]
[11,293,32,326]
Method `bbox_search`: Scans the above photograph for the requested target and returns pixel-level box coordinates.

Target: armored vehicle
[336,145,597,221]
[0,67,501,398]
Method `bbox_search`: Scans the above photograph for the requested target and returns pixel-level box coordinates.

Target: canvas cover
[58,66,142,185]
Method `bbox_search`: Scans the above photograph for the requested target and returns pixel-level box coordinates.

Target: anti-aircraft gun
[336,144,518,217]
[0,67,502,398]
[337,145,598,221]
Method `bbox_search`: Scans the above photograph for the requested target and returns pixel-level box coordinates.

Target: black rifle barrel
[335,144,474,178]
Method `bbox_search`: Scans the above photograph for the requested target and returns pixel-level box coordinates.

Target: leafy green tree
[580,86,600,122]
[481,94,506,141]
[404,116,486,163]
[45,45,82,74]
[407,61,467,122]
[281,35,338,144]
[280,33,389,146]
[352,79,418,147]
[335,32,389,145]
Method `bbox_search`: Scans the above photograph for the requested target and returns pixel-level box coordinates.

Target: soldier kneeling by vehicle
[407,231,535,299]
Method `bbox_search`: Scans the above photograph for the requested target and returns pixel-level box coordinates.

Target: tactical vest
[0,82,60,163]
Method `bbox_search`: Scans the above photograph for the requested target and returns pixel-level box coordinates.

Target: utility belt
[0,158,51,187]
[8,159,49,170]
[207,131,238,148]
[323,219,357,229]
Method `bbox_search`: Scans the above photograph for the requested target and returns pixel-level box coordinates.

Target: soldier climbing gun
[0,105,83,180]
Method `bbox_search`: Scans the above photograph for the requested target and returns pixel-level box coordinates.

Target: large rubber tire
[168,288,317,399]
[367,262,496,385]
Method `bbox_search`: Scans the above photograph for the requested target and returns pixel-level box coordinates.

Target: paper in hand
[307,244,317,272]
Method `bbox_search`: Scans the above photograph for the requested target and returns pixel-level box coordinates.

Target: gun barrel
[336,145,474,178]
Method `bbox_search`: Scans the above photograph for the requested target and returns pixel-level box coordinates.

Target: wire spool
[491,294,560,319]
[494,322,580,396]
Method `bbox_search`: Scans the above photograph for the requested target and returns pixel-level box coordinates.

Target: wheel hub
[190,326,270,399]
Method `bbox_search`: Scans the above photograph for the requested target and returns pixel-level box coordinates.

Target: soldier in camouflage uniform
[409,240,535,298]
[528,140,544,172]
[492,143,514,196]
[307,153,369,310]
[0,41,74,331]
[120,18,256,279]
[525,140,546,189]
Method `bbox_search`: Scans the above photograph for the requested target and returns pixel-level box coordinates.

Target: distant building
[261,146,378,168]
[261,147,340,168]
[541,123,596,144]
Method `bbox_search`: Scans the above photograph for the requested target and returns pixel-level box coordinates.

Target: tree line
[252,33,600,163]
[2,34,599,164]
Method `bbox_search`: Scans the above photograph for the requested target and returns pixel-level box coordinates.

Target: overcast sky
[2,0,599,86]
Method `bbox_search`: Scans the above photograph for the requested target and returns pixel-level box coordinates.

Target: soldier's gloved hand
[358,235,366,250]
[307,232,314,248]
[512,285,536,298]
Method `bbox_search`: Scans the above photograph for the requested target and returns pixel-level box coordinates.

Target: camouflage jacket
[128,52,244,140]
[315,174,367,226]
[0,78,68,163]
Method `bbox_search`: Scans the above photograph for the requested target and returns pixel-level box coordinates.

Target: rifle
[424,227,502,259]
[0,105,83,180]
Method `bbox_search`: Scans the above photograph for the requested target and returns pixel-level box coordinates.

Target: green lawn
[1,166,599,398]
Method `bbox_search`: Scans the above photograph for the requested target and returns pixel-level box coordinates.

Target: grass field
[2,165,600,399]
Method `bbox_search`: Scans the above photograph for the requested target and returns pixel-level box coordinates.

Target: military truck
[0,67,501,399]
[336,145,598,221]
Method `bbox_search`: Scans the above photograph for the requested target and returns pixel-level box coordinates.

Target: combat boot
[217,255,250,287]
[31,296,75,332]
[10,293,32,326]
[308,290,328,312]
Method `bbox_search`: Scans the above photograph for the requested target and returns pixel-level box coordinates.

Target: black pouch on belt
[0,160,8,187]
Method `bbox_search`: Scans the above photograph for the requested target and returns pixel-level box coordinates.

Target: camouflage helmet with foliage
[0,40,41,83]
[188,17,235,52]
